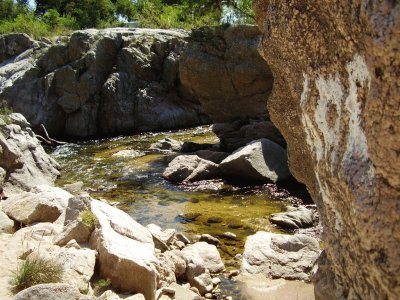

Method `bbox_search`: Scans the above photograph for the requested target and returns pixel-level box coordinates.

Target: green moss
[93,278,112,296]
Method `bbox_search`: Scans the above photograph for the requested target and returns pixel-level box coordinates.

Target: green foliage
[80,210,99,231]
[222,0,255,24]
[0,13,50,39]
[11,256,63,292]
[93,278,112,296]
[0,0,26,21]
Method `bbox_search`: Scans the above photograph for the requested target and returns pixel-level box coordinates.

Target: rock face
[0,114,60,192]
[0,25,273,138]
[180,25,273,123]
[253,1,399,299]
[241,231,320,281]
[89,199,159,300]
[220,139,289,182]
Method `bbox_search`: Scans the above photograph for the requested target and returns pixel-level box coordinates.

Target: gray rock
[199,234,220,246]
[2,185,71,225]
[0,33,35,63]
[12,283,91,300]
[163,155,219,183]
[270,206,317,229]
[112,150,145,159]
[54,220,91,246]
[220,139,290,182]
[150,138,183,152]
[241,231,320,281]
[63,182,84,194]
[0,210,14,233]
[181,242,224,274]
[195,150,229,164]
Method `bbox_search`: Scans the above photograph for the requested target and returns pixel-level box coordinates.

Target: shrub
[80,210,99,231]
[93,278,112,296]
[11,256,63,292]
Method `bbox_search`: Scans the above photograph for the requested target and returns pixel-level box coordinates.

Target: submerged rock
[241,231,320,281]
[220,139,290,182]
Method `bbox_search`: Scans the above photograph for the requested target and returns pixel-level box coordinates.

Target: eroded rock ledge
[0,25,273,139]
[253,1,399,299]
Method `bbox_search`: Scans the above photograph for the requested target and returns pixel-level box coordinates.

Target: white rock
[181,242,225,273]
[12,283,86,300]
[0,210,14,233]
[241,231,320,281]
[112,150,145,159]
[90,199,159,300]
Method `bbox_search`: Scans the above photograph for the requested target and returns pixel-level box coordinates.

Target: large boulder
[89,200,159,300]
[0,114,60,192]
[179,25,273,123]
[253,1,399,298]
[241,231,320,281]
[220,139,289,182]
[163,155,219,183]
[2,185,71,225]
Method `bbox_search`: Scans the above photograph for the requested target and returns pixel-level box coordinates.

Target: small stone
[221,232,237,240]
[200,234,220,246]
[234,253,242,260]
[65,239,81,249]
[212,277,221,286]
[228,270,240,278]
[226,297,233,300]
[175,240,185,249]
[176,232,191,244]
[205,293,213,298]
[161,287,176,295]
[190,286,200,295]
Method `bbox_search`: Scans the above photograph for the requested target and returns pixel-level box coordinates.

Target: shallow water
[51,126,287,271]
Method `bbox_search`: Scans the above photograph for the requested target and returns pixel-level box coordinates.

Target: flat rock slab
[241,231,320,281]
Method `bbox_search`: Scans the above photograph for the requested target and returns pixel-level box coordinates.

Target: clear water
[51,126,291,298]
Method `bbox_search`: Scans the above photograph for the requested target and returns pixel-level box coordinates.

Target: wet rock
[220,139,290,183]
[241,231,320,281]
[207,217,223,224]
[89,200,158,299]
[150,138,183,152]
[163,155,219,183]
[270,206,317,230]
[220,232,237,241]
[200,234,220,246]
[112,150,145,159]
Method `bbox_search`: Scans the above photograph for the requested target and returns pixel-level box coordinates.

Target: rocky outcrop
[179,25,272,123]
[253,1,400,299]
[241,231,320,281]
[0,25,274,138]
[0,114,60,192]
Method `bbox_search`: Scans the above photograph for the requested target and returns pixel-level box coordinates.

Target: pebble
[226,297,233,300]
[221,232,237,240]
[205,293,213,299]
[212,277,221,286]
[190,286,200,295]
